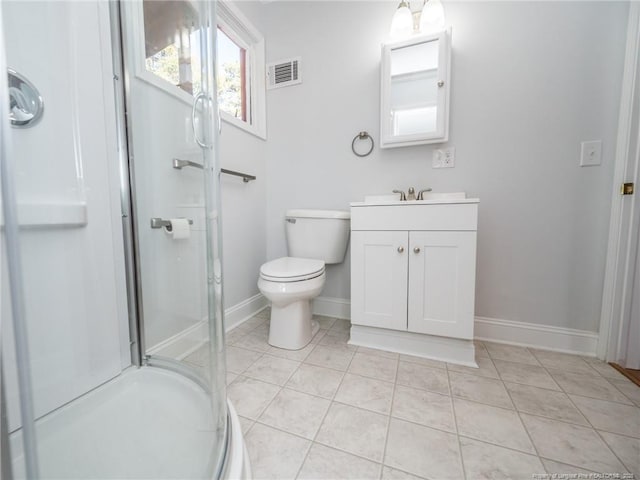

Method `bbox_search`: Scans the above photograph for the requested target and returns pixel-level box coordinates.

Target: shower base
[9,367,247,479]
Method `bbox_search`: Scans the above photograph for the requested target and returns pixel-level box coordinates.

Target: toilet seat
[259,257,325,283]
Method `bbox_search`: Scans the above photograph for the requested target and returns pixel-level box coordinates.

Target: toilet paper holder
[150,217,193,231]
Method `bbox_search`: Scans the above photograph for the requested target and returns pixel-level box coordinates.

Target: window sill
[220,111,266,141]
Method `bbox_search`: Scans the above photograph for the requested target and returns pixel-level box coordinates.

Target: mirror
[8,68,44,128]
[380,30,451,148]
[391,40,439,136]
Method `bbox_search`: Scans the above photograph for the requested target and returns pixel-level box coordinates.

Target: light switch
[580,140,602,167]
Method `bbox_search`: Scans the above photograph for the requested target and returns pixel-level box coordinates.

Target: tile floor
[185,310,640,480]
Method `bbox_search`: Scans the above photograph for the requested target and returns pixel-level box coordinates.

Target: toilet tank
[285,209,351,264]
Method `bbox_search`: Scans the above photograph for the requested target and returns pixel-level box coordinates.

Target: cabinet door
[351,231,408,330]
[408,231,476,339]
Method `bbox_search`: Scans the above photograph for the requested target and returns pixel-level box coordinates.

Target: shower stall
[0,1,248,478]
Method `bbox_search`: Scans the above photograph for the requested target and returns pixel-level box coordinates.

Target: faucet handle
[417,188,433,200]
[392,189,407,201]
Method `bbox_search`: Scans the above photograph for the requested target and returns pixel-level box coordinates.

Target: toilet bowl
[258,257,325,350]
[257,209,351,350]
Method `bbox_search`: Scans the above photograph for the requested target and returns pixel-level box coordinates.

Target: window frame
[216,1,266,140]
[216,25,248,123]
[125,0,266,139]
[126,0,197,107]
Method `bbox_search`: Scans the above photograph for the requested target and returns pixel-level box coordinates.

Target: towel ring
[351,131,374,157]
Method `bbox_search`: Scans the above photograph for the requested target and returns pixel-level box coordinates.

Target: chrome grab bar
[172,158,256,183]
[220,168,256,183]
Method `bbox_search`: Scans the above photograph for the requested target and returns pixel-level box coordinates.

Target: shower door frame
[0,2,40,478]
[108,0,145,368]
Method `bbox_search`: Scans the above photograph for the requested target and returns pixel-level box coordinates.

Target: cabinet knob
[438,80,444,87]
[397,246,404,253]
[414,247,421,254]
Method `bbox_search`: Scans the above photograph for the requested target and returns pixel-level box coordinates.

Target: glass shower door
[120,0,227,448]
[0,0,229,478]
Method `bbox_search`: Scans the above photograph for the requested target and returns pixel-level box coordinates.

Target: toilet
[258,209,351,350]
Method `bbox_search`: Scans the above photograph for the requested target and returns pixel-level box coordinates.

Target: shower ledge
[1,202,88,228]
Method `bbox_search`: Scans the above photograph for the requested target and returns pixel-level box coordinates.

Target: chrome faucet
[392,189,407,201]
[393,187,432,201]
[417,188,433,200]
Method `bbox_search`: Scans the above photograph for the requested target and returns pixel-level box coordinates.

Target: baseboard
[148,294,269,360]
[312,296,351,319]
[153,295,599,358]
[311,297,598,356]
[224,293,269,331]
[148,319,207,360]
[474,316,599,356]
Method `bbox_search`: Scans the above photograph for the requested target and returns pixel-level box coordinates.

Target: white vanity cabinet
[349,200,479,366]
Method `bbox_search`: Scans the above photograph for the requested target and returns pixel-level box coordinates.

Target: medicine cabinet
[380,29,451,148]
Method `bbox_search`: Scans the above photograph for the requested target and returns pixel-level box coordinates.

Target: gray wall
[233,1,629,333]
[220,124,267,307]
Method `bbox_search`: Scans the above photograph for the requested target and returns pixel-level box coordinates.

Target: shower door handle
[191,92,212,149]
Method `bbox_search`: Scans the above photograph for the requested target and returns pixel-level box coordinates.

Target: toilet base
[268,300,320,350]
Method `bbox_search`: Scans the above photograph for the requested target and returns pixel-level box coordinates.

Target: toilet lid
[260,257,325,282]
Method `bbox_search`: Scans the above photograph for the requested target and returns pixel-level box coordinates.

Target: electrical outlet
[433,147,455,168]
[580,140,602,167]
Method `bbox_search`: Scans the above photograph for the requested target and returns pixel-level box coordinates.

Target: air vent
[267,57,302,90]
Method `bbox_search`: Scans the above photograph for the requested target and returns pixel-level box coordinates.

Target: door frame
[598,3,640,364]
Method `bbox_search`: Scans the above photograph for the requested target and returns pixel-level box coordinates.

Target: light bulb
[419,0,446,34]
[389,1,413,40]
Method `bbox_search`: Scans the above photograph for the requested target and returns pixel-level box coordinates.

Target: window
[216,2,266,139]
[216,28,246,122]
[142,0,202,96]
[132,1,266,139]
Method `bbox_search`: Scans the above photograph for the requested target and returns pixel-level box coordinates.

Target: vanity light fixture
[389,0,413,39]
[419,0,446,34]
[389,0,446,39]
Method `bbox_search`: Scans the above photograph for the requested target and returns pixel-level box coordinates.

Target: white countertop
[351,198,480,207]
